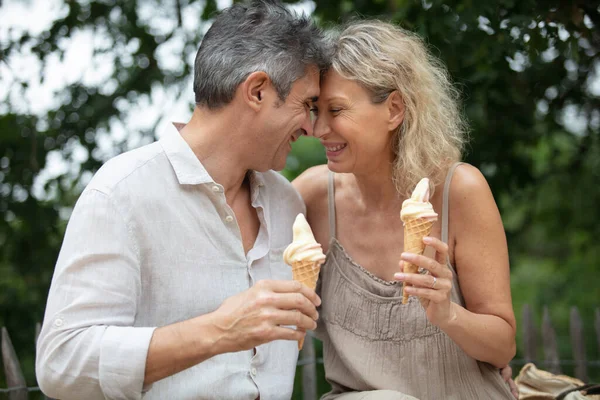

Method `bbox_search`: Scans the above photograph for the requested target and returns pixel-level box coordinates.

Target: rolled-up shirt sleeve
[36,188,156,400]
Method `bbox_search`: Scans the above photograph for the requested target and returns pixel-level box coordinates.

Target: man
[36,1,331,399]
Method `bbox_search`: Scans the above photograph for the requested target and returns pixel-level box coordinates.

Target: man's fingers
[271,292,319,320]
[509,379,519,400]
[270,309,317,330]
[268,326,306,342]
[499,365,519,399]
[500,365,513,381]
[257,279,321,306]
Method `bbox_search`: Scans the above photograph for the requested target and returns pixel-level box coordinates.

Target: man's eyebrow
[307,96,319,102]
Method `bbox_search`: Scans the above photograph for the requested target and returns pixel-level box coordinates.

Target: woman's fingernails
[394,273,406,280]
[423,237,433,244]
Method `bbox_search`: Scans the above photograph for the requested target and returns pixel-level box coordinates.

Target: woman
[293,20,517,399]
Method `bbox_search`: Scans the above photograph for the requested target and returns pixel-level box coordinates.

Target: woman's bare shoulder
[449,163,497,210]
[292,164,330,209]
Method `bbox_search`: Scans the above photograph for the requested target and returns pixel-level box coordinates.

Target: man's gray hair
[193,0,331,109]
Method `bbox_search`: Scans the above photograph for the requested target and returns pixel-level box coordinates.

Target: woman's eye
[330,109,341,114]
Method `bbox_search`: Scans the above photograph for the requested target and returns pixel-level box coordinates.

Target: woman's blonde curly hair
[329,20,468,198]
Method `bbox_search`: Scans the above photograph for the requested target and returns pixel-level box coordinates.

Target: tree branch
[176,0,183,28]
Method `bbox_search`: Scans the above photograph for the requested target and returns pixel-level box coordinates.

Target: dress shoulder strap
[327,171,337,240]
[442,162,464,244]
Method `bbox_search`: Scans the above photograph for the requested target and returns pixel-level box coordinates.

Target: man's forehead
[306,67,321,95]
[293,67,320,100]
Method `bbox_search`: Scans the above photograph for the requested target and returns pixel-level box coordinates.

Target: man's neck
[179,105,254,201]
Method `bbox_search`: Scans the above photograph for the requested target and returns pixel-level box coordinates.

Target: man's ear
[242,71,270,111]
[387,91,405,132]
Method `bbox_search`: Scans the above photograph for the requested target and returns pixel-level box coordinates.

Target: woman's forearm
[439,302,516,368]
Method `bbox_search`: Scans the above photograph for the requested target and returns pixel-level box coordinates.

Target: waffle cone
[402,217,434,304]
[292,260,321,349]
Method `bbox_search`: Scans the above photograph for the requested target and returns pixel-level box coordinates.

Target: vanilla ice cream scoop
[283,214,326,264]
[400,178,438,222]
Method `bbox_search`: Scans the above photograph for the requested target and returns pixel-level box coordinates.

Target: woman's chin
[326,159,349,173]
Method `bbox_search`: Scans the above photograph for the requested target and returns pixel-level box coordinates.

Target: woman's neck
[349,163,403,212]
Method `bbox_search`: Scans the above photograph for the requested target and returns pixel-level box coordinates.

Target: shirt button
[212,185,220,192]
[250,367,257,377]
[53,318,64,327]
[225,215,234,223]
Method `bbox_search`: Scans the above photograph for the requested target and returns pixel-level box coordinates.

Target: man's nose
[301,113,314,137]
[312,116,329,139]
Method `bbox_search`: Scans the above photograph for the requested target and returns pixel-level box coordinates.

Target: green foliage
[0,0,598,394]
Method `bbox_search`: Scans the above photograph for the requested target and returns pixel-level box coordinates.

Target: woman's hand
[393,236,456,328]
[500,364,519,399]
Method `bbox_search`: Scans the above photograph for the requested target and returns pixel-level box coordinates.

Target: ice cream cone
[400,178,438,304]
[283,214,326,350]
[402,217,434,304]
[292,260,321,291]
[291,259,321,349]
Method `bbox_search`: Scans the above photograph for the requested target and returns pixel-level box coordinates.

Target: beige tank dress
[315,163,514,400]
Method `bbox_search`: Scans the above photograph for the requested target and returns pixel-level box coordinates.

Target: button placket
[249,346,260,379]
[212,185,236,225]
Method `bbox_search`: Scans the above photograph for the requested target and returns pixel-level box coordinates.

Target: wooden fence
[1,323,51,400]
[518,305,600,383]
[1,305,599,400]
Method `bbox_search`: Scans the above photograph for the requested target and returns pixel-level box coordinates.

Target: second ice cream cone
[402,217,434,304]
[400,178,438,304]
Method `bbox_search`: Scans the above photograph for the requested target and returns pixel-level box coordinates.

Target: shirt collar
[160,123,213,185]
[160,122,266,193]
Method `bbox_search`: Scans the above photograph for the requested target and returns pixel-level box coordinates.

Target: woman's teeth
[327,144,346,152]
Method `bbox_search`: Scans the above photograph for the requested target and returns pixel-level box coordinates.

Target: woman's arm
[396,164,516,367]
[444,164,516,367]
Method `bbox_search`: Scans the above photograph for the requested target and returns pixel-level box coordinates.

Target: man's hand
[500,364,519,399]
[210,280,320,353]
[144,280,319,385]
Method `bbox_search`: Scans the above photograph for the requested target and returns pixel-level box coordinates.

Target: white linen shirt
[36,124,305,400]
